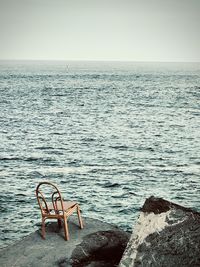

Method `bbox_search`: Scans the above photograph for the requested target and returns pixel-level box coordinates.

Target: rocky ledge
[0,217,130,267]
[1,197,200,267]
[119,196,200,267]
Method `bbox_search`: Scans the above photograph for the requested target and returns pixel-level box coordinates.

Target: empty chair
[36,181,83,240]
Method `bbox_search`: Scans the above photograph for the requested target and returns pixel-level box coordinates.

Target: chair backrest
[36,181,65,215]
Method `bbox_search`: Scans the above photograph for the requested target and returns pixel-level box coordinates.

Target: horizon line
[0,59,200,64]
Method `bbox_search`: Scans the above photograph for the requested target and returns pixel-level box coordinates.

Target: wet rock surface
[0,217,129,267]
[120,196,200,267]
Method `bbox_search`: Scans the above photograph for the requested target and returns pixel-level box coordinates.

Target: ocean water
[0,61,200,249]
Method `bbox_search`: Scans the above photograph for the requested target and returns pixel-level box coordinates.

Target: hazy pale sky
[0,0,199,62]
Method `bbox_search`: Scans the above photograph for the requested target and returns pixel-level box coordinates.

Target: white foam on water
[38,166,91,174]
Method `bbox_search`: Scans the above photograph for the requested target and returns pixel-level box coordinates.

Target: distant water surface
[0,61,200,248]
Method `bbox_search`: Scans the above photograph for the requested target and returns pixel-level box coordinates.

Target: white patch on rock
[119,211,171,267]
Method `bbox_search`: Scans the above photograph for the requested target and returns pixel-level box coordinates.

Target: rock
[119,196,200,267]
[0,217,129,267]
[70,230,130,267]
[141,196,197,214]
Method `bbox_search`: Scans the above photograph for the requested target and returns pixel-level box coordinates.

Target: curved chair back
[36,181,65,215]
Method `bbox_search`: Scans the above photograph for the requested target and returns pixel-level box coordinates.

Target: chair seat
[47,201,77,211]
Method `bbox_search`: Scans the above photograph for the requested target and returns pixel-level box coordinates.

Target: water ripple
[0,61,200,248]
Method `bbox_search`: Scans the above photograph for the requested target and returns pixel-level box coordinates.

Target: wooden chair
[36,181,83,240]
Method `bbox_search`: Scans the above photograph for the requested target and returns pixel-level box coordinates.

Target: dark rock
[135,215,200,267]
[120,196,200,267]
[141,196,196,214]
[57,257,70,267]
[70,230,130,267]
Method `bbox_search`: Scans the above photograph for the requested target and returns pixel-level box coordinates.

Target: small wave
[129,168,146,174]
[112,192,135,199]
[137,146,155,152]
[122,190,138,196]
[103,182,120,188]
[29,171,44,177]
[51,94,68,97]
[82,137,96,142]
[0,156,53,163]
[53,132,64,135]
[119,207,135,214]
[35,146,55,150]
[110,145,129,150]
[24,157,54,163]
[0,157,21,161]
[16,193,27,197]
[15,199,27,203]
[191,112,200,116]
[24,157,41,162]
[0,206,7,212]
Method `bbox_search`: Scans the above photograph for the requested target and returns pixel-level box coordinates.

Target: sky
[0,0,199,62]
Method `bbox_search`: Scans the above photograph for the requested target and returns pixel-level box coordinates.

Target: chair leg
[63,217,69,241]
[41,218,46,239]
[57,218,62,228]
[77,205,83,229]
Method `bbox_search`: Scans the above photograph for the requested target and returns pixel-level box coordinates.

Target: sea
[0,60,200,249]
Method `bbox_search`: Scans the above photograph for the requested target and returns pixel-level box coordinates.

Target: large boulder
[119,196,200,267]
[70,230,130,267]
